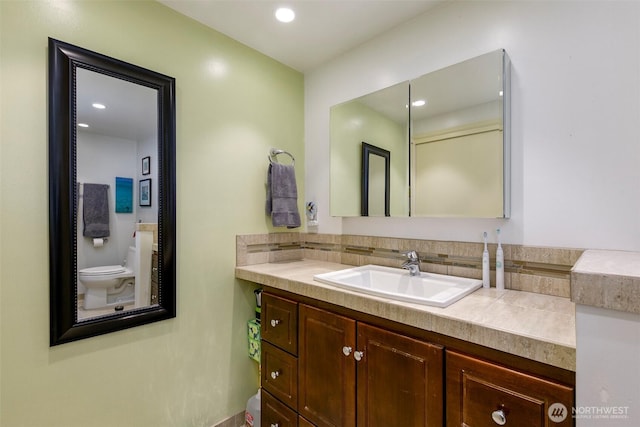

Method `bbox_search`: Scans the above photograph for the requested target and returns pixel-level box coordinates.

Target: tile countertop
[571,249,640,314]
[235,260,576,372]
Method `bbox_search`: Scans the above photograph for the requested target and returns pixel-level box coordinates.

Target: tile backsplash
[236,233,583,298]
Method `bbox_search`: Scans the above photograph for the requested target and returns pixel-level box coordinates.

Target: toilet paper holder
[92,237,108,247]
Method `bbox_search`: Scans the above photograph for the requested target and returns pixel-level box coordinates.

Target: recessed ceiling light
[275,7,295,23]
[412,99,426,107]
[92,103,106,109]
[78,123,89,128]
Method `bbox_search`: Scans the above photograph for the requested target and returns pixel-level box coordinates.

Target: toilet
[79,246,136,310]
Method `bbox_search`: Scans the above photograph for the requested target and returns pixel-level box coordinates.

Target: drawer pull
[491,409,507,425]
[342,346,352,356]
[354,350,364,362]
[270,424,279,427]
[270,319,281,327]
[270,370,281,380]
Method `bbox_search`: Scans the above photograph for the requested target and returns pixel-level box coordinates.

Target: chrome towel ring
[268,148,295,166]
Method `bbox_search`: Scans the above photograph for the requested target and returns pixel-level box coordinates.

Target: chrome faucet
[401,250,421,276]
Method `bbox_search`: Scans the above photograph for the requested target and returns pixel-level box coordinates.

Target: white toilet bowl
[79,246,136,310]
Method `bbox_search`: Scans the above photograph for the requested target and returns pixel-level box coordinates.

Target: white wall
[77,131,138,272]
[330,99,408,216]
[137,134,158,223]
[77,130,157,295]
[413,101,501,135]
[305,0,640,251]
[576,305,640,426]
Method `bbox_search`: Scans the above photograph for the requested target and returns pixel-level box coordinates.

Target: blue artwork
[115,177,133,213]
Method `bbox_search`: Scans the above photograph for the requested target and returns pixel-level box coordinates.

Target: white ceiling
[76,1,450,141]
[331,50,504,126]
[76,68,158,142]
[159,0,444,72]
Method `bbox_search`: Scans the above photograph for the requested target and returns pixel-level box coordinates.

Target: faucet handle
[403,250,419,261]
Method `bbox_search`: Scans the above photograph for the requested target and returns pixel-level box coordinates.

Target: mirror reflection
[76,69,159,320]
[329,49,510,218]
[411,49,509,217]
[330,81,410,217]
[49,38,176,346]
[361,142,390,216]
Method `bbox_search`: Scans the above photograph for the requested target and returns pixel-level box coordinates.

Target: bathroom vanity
[236,259,576,427]
[150,247,160,306]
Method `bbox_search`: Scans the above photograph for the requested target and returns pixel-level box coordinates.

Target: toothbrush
[496,228,504,290]
[482,232,490,288]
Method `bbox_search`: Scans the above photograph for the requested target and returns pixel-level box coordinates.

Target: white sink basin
[313,265,482,308]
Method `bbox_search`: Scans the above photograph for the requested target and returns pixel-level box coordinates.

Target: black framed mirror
[361,142,390,216]
[48,38,176,346]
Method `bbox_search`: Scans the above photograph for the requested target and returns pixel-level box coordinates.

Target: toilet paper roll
[93,238,104,247]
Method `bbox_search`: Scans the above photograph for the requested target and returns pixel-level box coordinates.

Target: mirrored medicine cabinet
[329,49,511,218]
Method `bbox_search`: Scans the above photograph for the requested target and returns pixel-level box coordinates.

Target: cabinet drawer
[151,253,159,283]
[446,351,574,427]
[263,389,298,427]
[262,293,298,355]
[298,416,315,427]
[262,341,298,411]
[150,281,158,305]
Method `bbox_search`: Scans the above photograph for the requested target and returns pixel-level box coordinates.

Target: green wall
[330,100,409,217]
[0,1,304,426]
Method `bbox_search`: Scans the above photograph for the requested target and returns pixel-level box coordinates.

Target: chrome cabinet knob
[342,346,352,356]
[491,409,507,425]
[270,319,281,327]
[354,351,364,362]
[270,370,280,380]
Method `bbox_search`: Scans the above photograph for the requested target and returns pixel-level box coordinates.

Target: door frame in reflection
[361,142,390,217]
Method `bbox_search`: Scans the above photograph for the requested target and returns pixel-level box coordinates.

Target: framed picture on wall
[115,177,133,213]
[142,156,151,175]
[139,179,152,207]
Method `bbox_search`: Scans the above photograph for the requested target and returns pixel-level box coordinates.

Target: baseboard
[212,410,245,427]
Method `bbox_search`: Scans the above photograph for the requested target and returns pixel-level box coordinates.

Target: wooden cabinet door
[446,351,574,427]
[356,323,444,427]
[298,304,357,427]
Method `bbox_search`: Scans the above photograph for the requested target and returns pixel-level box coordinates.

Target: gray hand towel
[83,183,110,238]
[266,163,301,228]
